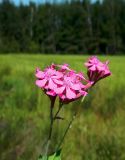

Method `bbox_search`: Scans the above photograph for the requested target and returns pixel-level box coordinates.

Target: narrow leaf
[38,149,61,160]
[48,149,61,160]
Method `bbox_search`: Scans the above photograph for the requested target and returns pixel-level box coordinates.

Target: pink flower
[57,64,71,72]
[85,56,111,84]
[35,57,111,105]
[35,64,63,96]
[35,63,89,103]
[55,70,88,103]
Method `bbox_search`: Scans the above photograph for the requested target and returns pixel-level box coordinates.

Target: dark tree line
[0,0,125,54]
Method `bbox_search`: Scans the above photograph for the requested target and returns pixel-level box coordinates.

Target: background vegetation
[0,0,125,159]
[0,55,125,160]
[0,0,125,54]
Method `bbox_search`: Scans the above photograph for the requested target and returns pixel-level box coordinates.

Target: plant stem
[48,100,63,140]
[54,101,63,119]
[56,95,86,150]
[48,106,54,140]
[56,112,76,151]
[45,98,55,157]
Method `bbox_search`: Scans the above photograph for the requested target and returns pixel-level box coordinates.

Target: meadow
[0,54,125,160]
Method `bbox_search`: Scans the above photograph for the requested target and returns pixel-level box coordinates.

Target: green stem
[45,98,63,156]
[56,95,86,150]
[56,112,76,151]
[54,101,63,119]
[48,106,54,140]
[44,98,55,157]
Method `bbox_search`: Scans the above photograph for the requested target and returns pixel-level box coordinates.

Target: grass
[0,54,125,160]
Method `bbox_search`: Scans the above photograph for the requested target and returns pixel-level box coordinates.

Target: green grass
[0,54,125,160]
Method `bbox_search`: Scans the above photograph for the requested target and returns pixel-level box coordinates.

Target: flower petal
[89,65,96,71]
[36,79,47,88]
[84,62,92,67]
[66,87,76,99]
[46,90,56,96]
[35,70,44,78]
[71,83,80,90]
[53,79,63,85]
[48,79,57,90]
[55,86,65,94]
[59,94,66,100]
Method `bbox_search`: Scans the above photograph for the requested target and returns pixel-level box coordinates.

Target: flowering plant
[35,56,111,160]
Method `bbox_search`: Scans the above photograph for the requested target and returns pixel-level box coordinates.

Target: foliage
[0,55,125,160]
[0,0,125,54]
[38,149,61,160]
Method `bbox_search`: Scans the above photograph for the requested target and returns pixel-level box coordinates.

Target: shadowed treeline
[0,0,125,54]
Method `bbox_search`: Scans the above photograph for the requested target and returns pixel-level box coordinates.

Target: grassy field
[0,54,125,160]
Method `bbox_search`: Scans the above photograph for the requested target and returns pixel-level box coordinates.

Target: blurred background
[0,0,125,160]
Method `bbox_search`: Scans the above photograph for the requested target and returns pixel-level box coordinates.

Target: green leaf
[38,149,61,160]
[48,149,61,160]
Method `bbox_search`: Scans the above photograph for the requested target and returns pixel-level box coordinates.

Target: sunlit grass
[0,54,125,160]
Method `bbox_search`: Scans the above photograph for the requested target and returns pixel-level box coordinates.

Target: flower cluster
[85,56,111,85]
[36,63,89,103]
[35,56,111,103]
